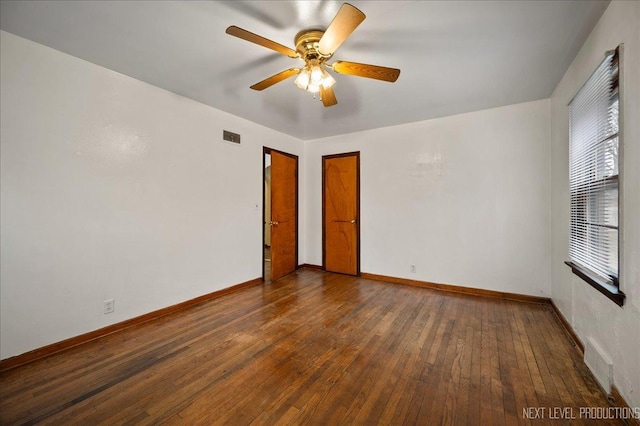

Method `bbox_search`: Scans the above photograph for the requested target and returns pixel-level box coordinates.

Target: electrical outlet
[410,265,416,273]
[104,299,115,314]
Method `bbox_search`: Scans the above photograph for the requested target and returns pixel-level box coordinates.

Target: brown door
[323,152,360,275]
[269,149,298,281]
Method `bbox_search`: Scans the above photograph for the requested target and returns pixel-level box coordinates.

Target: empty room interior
[1,1,639,424]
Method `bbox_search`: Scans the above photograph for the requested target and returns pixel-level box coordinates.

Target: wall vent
[584,337,613,393]
[223,130,241,144]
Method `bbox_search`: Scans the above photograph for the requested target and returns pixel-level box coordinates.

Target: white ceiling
[0,0,609,140]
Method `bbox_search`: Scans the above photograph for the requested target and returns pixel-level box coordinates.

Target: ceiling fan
[225,3,400,107]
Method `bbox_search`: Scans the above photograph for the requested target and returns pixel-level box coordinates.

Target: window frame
[565,45,625,307]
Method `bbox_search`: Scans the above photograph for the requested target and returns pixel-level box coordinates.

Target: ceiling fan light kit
[225,3,400,107]
[294,61,336,94]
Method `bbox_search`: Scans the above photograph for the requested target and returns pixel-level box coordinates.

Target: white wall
[305,99,551,297]
[550,1,640,407]
[0,31,304,360]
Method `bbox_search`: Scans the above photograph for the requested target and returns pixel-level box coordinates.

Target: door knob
[270,221,279,226]
[333,219,357,224]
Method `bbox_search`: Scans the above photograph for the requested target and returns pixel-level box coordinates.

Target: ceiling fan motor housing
[295,30,332,63]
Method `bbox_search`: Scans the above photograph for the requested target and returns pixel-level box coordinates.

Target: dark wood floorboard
[0,269,624,425]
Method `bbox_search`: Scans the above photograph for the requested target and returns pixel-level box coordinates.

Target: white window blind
[569,48,619,288]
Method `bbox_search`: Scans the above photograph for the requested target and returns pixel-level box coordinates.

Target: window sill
[565,261,625,307]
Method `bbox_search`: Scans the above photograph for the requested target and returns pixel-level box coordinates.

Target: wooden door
[269,150,298,281]
[323,152,360,275]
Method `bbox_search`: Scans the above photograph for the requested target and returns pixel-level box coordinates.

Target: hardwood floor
[0,269,624,425]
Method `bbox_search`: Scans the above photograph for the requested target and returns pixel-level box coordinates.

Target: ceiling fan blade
[332,61,400,82]
[320,86,338,107]
[318,3,366,55]
[226,26,298,58]
[250,68,300,91]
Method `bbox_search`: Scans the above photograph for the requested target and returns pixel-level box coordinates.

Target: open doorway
[263,147,298,282]
[264,153,272,281]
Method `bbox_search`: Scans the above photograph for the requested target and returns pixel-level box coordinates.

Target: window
[566,46,624,306]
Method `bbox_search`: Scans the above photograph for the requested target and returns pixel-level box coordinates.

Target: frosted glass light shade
[310,66,324,85]
[322,72,336,89]
[295,69,310,90]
